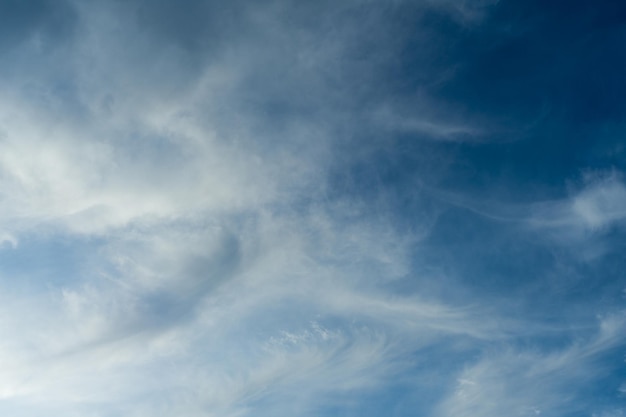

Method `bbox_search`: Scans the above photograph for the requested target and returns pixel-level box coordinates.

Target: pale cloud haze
[0,1,625,416]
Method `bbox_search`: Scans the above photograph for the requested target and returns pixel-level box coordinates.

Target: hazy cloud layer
[0,1,625,416]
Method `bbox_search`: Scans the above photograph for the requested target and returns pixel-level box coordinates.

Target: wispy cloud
[437,312,626,417]
[529,173,626,238]
[0,1,624,416]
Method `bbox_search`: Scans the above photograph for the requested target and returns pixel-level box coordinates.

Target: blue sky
[0,0,625,416]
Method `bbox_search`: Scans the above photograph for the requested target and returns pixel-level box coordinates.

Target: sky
[0,0,625,416]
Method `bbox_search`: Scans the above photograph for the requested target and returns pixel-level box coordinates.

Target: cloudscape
[1,1,625,416]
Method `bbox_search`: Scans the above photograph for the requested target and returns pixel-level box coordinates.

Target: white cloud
[0,189,510,416]
[0,1,622,417]
[428,172,626,261]
[371,102,485,142]
[435,313,626,417]
[530,174,626,235]
[519,173,626,261]
[0,232,17,248]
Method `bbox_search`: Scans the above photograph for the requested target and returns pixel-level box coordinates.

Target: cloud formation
[0,1,625,416]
